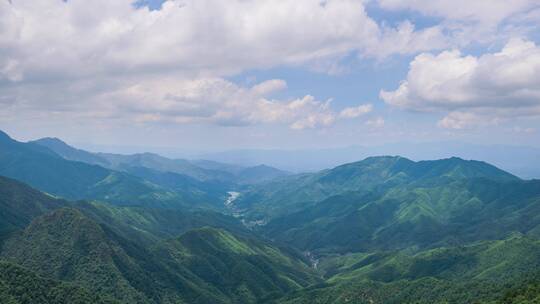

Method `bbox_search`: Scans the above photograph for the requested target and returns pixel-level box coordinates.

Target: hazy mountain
[3,131,540,303]
[31,137,111,167]
[33,136,290,184]
[227,156,540,257]
[0,130,222,209]
[235,156,519,220]
[199,142,540,179]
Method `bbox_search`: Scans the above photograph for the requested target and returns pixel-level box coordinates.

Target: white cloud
[377,0,537,26]
[340,104,373,118]
[365,21,449,58]
[61,77,369,130]
[250,79,287,96]
[0,0,382,82]
[437,112,486,130]
[376,0,540,47]
[0,0,449,131]
[381,39,540,121]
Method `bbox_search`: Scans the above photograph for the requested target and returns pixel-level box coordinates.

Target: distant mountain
[5,130,540,303]
[33,136,290,185]
[1,130,221,209]
[235,164,290,184]
[235,156,519,219]
[31,137,111,167]
[228,156,540,256]
[198,142,540,179]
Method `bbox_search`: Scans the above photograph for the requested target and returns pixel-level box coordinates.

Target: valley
[0,129,539,303]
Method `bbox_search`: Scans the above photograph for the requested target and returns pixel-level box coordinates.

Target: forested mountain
[32,137,290,185]
[2,131,540,303]
[280,235,540,304]
[235,156,519,219]
[0,175,319,304]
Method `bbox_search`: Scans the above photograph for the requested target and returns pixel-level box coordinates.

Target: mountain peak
[33,137,69,147]
[414,157,519,182]
[0,130,13,142]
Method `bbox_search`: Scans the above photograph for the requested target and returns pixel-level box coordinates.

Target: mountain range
[198,142,540,179]
[0,129,539,303]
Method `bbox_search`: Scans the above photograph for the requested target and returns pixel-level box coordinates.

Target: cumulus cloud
[365,21,449,58]
[339,104,373,118]
[376,0,540,46]
[0,0,382,83]
[380,39,540,128]
[0,0,448,131]
[377,0,537,25]
[112,78,373,129]
[3,75,369,130]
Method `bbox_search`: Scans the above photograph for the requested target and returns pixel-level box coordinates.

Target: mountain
[0,177,319,304]
[0,175,66,241]
[197,142,540,179]
[75,201,251,246]
[1,208,319,304]
[241,157,540,254]
[4,132,540,303]
[33,136,290,185]
[154,227,320,303]
[0,260,117,304]
[234,165,290,185]
[278,235,540,304]
[1,130,229,209]
[1,208,158,303]
[235,156,519,220]
[31,137,111,167]
[98,152,237,182]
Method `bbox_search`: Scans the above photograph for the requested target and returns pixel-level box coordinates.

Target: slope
[260,177,540,254]
[1,130,217,209]
[235,156,519,220]
[0,179,320,304]
[0,260,117,304]
[278,235,540,304]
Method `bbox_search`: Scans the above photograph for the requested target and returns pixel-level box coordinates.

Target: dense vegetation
[0,175,318,303]
[0,261,117,304]
[1,129,540,303]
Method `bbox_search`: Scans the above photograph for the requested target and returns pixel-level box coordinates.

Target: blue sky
[1,0,540,152]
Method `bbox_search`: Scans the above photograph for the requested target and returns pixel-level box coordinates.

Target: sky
[1,0,540,152]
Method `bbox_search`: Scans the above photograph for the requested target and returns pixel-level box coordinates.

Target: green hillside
[0,131,224,209]
[0,176,66,241]
[235,156,519,220]
[277,235,540,304]
[1,137,540,304]
[154,227,320,303]
[0,260,117,304]
[0,175,319,304]
[227,156,540,254]
[259,177,540,253]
